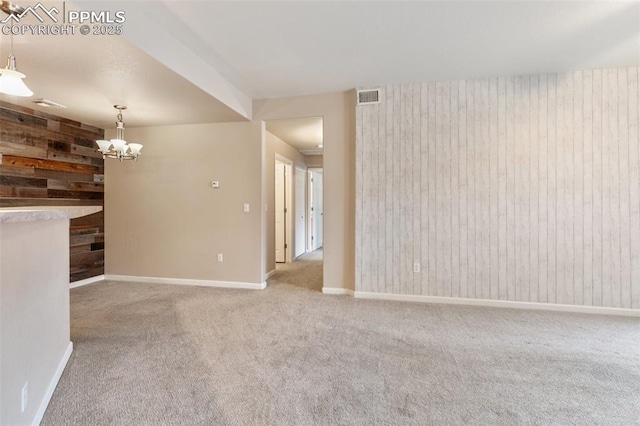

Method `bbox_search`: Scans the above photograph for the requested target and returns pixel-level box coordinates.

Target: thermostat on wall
[211,181,220,188]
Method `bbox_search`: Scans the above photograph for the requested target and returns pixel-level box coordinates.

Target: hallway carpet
[42,275,639,425]
[273,248,323,292]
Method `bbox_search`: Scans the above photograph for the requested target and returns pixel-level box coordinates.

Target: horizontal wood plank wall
[355,67,640,309]
[0,101,105,282]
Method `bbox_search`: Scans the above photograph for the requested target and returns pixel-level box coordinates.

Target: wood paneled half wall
[0,100,105,282]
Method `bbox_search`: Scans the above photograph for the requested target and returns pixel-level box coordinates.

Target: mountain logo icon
[1,3,60,24]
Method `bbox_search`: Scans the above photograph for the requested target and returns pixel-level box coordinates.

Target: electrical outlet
[413,263,421,273]
[21,382,28,413]
[243,203,250,213]
[217,253,223,262]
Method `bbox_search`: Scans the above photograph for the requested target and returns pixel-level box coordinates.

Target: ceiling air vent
[33,99,67,109]
[357,89,380,105]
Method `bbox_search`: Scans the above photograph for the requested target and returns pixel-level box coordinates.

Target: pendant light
[95,105,143,161]
[0,3,32,97]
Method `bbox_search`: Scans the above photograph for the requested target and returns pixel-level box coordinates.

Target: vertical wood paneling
[548,74,558,304]
[378,93,387,295]
[393,85,401,295]
[355,102,363,290]
[618,68,631,309]
[442,82,452,297]
[489,77,499,300]
[629,67,640,309]
[412,85,422,295]
[583,71,594,306]
[358,65,640,312]
[427,82,437,296]
[385,87,394,295]
[565,73,575,305]
[530,75,540,303]
[458,80,469,299]
[506,76,516,301]
[451,82,460,298]
[515,76,528,301]
[474,79,483,299]
[573,71,584,306]
[607,69,621,307]
[402,85,414,294]
[557,72,569,304]
[370,100,379,293]
[497,77,508,300]
[538,74,549,303]
[420,83,430,296]
[466,80,477,299]
[436,82,445,297]
[593,70,604,306]
[360,101,371,291]
[481,79,491,300]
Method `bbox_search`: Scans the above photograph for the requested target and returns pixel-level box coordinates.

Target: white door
[294,166,306,258]
[311,169,323,250]
[275,161,286,262]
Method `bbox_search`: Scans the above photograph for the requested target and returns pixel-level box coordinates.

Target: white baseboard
[33,342,73,426]
[69,275,105,289]
[322,287,355,296]
[105,274,266,290]
[354,291,640,317]
[264,269,276,280]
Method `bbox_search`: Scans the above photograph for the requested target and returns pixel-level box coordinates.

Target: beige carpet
[42,267,639,425]
[273,248,323,292]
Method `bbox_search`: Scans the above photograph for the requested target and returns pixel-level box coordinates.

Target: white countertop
[0,206,103,223]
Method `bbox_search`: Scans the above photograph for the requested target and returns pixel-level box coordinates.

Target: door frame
[294,165,307,259]
[307,167,323,252]
[275,154,293,263]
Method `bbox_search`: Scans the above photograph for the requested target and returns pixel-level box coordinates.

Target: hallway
[270,249,323,292]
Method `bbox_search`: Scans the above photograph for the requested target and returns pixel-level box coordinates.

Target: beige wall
[265,131,307,273]
[255,92,356,290]
[1,219,71,425]
[356,67,640,309]
[304,155,323,167]
[105,122,264,284]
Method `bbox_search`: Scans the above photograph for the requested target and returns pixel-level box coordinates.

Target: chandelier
[95,105,143,161]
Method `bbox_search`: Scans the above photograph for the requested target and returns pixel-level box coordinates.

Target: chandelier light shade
[0,55,32,97]
[95,105,143,161]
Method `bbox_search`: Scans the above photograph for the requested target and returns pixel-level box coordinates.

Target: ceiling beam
[74,0,252,121]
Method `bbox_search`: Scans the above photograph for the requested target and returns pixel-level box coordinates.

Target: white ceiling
[151,0,640,99]
[266,117,323,154]
[0,30,245,128]
[1,1,639,128]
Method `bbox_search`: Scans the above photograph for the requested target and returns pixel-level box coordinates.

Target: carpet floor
[42,260,639,425]
[273,248,323,292]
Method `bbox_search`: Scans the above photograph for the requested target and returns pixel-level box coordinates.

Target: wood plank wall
[0,100,105,282]
[355,67,640,309]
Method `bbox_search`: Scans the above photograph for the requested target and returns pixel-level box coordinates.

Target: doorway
[308,168,323,251]
[275,157,292,263]
[294,166,307,259]
[265,117,324,291]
